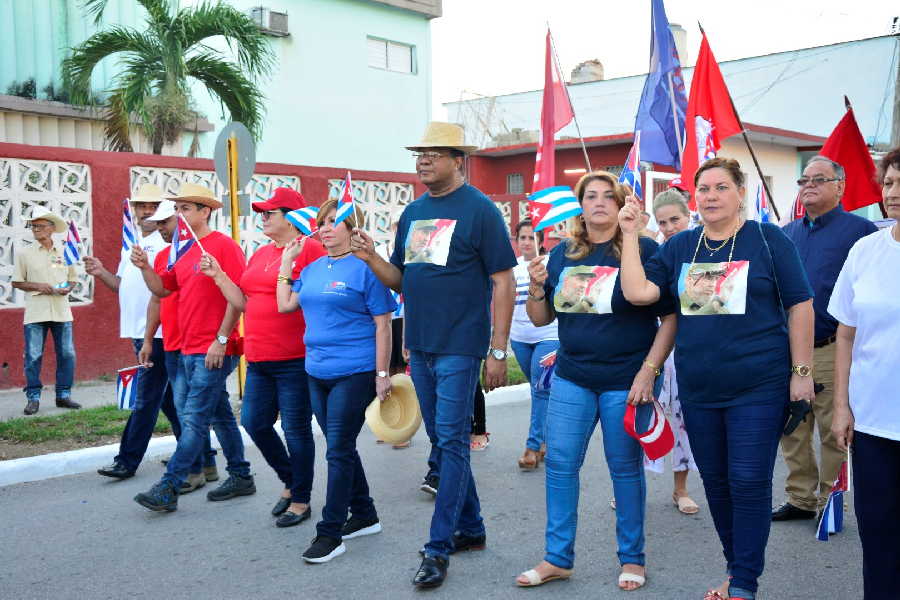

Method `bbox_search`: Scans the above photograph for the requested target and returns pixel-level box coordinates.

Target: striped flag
[619,132,643,199]
[536,349,557,391]
[816,460,849,541]
[122,199,138,250]
[286,206,319,236]
[63,220,82,265]
[167,214,196,270]
[527,186,582,232]
[116,365,140,410]
[334,171,355,226]
[792,190,806,220]
[753,183,772,223]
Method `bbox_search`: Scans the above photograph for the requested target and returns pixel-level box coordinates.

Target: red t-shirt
[160,230,246,355]
[240,238,326,362]
[153,249,182,352]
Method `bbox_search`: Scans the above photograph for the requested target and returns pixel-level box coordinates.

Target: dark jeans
[681,388,788,596]
[241,359,315,504]
[23,321,75,400]
[425,377,484,480]
[852,430,900,599]
[410,351,485,560]
[163,351,215,472]
[308,371,377,540]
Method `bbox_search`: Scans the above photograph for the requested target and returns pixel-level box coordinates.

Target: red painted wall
[0,142,424,390]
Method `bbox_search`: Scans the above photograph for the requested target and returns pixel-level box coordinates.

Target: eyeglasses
[412,151,448,162]
[689,271,726,281]
[797,176,842,187]
[260,210,282,220]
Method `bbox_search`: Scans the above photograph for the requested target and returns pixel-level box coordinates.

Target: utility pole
[892,24,900,148]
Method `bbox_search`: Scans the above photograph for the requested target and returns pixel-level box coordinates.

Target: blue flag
[633,0,688,169]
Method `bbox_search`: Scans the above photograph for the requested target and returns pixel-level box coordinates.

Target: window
[367,37,415,73]
[507,173,524,194]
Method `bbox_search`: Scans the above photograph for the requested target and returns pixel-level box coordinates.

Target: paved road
[1,400,861,599]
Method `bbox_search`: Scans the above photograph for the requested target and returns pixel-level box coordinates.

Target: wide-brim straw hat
[27,207,67,233]
[130,183,164,204]
[365,374,422,444]
[406,121,478,154]
[165,182,223,210]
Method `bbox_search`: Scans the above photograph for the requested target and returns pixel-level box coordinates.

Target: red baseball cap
[623,401,675,461]
[252,187,306,212]
[668,177,687,191]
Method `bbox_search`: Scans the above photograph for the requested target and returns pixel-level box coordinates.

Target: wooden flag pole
[548,26,592,173]
[226,134,246,399]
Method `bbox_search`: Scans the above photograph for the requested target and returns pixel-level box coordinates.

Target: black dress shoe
[451,531,486,553]
[413,556,448,588]
[772,502,816,521]
[276,506,311,528]
[98,462,135,479]
[55,397,81,409]
[271,496,291,516]
[23,400,39,415]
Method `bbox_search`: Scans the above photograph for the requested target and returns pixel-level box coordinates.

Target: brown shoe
[56,397,81,409]
[24,400,39,415]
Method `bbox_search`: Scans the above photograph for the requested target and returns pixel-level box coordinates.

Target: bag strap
[758,220,787,323]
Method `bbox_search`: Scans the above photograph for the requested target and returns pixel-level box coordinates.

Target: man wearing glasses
[11,208,81,415]
[774,156,877,522]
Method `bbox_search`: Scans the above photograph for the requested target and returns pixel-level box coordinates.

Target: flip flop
[618,571,646,591]
[516,568,573,587]
[673,493,700,515]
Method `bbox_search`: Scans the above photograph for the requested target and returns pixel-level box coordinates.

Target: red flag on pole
[532,29,575,193]
[819,100,882,212]
[680,31,742,207]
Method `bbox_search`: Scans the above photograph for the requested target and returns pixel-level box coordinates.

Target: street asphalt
[1,399,861,600]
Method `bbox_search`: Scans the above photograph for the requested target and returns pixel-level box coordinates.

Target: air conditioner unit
[249,6,289,37]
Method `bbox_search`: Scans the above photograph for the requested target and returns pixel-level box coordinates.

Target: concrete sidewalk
[0,380,118,421]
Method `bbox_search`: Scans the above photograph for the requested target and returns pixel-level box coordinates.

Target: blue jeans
[544,375,647,569]
[409,351,485,560]
[308,371,377,539]
[23,321,75,400]
[681,388,788,597]
[510,339,559,451]
[242,359,315,504]
[164,351,215,473]
[162,354,248,487]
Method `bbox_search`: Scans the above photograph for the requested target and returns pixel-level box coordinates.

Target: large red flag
[532,29,575,192]
[819,102,882,212]
[680,32,742,206]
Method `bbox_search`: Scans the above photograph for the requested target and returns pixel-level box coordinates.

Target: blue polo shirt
[782,205,876,342]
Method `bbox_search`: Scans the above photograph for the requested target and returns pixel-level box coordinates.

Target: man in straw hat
[12,207,81,415]
[130,183,254,512]
[351,121,517,588]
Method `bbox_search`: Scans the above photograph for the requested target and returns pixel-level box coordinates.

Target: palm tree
[62,0,274,154]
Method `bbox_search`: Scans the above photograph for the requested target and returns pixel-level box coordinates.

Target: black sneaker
[342,516,382,540]
[302,536,346,563]
[134,481,178,512]
[206,474,256,501]
[419,474,439,497]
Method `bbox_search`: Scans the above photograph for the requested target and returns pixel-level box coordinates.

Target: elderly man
[11,207,81,415]
[775,156,878,522]
[351,122,516,588]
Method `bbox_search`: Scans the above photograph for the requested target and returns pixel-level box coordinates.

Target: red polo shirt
[153,249,182,352]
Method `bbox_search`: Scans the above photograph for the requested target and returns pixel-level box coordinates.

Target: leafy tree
[62,0,274,153]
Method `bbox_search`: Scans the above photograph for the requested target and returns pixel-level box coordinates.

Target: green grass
[0,405,172,444]
[506,354,526,386]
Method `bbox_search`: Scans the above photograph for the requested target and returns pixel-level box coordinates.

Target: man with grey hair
[774,155,877,522]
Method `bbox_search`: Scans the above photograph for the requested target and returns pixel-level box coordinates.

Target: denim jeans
[241,359,315,504]
[161,354,248,487]
[409,351,485,560]
[544,375,647,569]
[510,339,560,451]
[681,388,788,597]
[23,321,75,401]
[163,351,215,472]
[308,371,377,539]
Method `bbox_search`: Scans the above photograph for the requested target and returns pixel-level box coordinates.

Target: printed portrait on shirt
[404,218,456,266]
[553,265,618,314]
[677,261,749,315]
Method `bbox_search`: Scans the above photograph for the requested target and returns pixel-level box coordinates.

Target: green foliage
[0,404,171,444]
[6,78,37,99]
[506,354,527,386]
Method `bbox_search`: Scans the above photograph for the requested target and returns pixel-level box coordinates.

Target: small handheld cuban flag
[334,171,355,226]
[816,459,849,541]
[167,214,196,270]
[116,365,140,410]
[619,131,643,199]
[63,220,82,266]
[122,199,138,250]
[754,183,771,223]
[286,206,319,236]
[527,186,582,233]
[536,349,557,391]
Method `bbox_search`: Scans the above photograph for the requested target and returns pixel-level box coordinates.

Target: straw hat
[365,374,422,444]
[27,207,67,233]
[130,183,164,204]
[406,121,478,154]
[165,182,223,210]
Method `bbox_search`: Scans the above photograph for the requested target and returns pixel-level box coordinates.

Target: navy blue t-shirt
[543,236,673,391]
[644,221,813,406]
[390,184,517,358]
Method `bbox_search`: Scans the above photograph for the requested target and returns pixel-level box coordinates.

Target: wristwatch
[376,370,389,378]
[216,335,229,345]
[488,348,508,361]
[791,364,811,377]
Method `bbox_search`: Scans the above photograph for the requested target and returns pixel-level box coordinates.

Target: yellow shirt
[11,243,78,324]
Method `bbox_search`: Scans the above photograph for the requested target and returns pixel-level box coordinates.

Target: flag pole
[548,26,592,173]
[667,72,684,166]
[179,213,206,254]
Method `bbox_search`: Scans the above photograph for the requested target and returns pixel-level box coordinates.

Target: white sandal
[618,571,646,591]
[516,567,572,587]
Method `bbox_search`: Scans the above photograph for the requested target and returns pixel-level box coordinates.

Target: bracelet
[528,289,545,301]
[642,360,660,376]
[276,274,292,285]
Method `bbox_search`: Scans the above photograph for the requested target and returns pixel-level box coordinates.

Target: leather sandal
[618,570,646,591]
[517,448,540,470]
[673,492,700,515]
[516,566,573,587]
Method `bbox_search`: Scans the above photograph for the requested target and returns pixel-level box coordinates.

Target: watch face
[492,349,506,360]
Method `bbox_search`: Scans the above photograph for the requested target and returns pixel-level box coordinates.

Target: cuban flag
[816,460,849,541]
[527,186,582,233]
[536,349,557,391]
[754,183,772,223]
[167,214,196,270]
[122,199,138,250]
[286,206,319,236]
[334,171,355,226]
[619,132,643,199]
[116,365,139,410]
[63,220,82,265]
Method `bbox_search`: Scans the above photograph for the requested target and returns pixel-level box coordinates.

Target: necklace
[702,233,732,253]
[264,248,284,272]
[689,223,740,272]
[327,250,351,269]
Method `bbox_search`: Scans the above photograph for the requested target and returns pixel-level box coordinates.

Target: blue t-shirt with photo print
[390,184,518,358]
[544,236,673,391]
[644,221,813,406]
[292,255,396,379]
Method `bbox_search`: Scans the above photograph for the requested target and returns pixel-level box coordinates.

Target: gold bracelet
[276,274,292,284]
[643,360,660,376]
